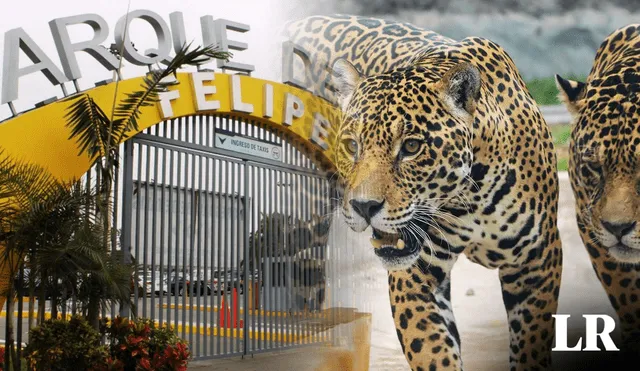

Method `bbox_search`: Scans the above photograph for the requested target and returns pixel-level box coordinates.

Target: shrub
[99,317,191,371]
[23,316,190,371]
[24,315,108,371]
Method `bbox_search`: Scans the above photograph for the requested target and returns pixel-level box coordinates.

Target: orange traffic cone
[231,288,244,328]
[219,296,231,328]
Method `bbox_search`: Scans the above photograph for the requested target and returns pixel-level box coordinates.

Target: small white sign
[215,132,282,161]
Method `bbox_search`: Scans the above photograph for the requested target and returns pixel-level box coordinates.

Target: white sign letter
[282,41,311,91]
[159,89,180,118]
[169,12,188,54]
[283,93,304,126]
[230,74,253,113]
[552,314,582,351]
[158,75,180,118]
[114,9,172,66]
[201,17,254,73]
[583,315,619,351]
[191,72,220,111]
[311,113,331,150]
[49,14,119,80]
[263,84,273,118]
[2,28,68,104]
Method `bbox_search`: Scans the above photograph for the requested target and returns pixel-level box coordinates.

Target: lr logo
[552,314,619,351]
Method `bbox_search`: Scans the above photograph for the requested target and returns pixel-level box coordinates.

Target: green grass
[550,124,571,171]
[525,78,562,105]
[551,124,571,146]
[518,74,579,171]
[557,157,568,172]
[524,75,587,106]
[521,76,582,171]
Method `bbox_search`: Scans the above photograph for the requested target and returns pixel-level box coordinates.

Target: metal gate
[121,114,333,359]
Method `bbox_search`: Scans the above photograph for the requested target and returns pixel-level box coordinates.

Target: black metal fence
[2,113,351,361]
[122,114,335,358]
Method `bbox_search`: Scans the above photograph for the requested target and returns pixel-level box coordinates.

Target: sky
[0,0,304,121]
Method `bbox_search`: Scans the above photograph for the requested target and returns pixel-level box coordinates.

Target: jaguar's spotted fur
[285,15,562,371]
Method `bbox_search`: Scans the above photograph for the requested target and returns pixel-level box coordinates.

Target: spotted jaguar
[285,14,563,371]
[556,23,640,355]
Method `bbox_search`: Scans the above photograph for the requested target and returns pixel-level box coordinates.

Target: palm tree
[0,149,84,314]
[0,149,134,371]
[63,43,230,328]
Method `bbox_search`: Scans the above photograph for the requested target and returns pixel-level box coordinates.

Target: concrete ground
[189,172,621,370]
[187,346,333,370]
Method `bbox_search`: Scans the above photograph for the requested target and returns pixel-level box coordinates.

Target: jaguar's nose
[349,199,384,222]
[601,220,636,239]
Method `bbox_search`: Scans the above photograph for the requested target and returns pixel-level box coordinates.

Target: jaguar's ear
[436,62,482,120]
[331,59,364,112]
[555,74,586,117]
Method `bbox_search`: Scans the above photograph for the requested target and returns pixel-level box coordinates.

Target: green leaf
[63,94,114,160]
[112,43,231,145]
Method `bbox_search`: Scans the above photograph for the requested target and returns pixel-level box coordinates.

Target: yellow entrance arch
[0,72,339,181]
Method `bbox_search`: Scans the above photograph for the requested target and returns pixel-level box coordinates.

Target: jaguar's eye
[401,139,422,156]
[343,138,358,156]
[581,147,599,164]
[580,163,602,187]
[586,175,601,187]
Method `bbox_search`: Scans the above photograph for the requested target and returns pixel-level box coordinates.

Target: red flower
[101,316,192,371]
[138,357,151,370]
[127,335,144,345]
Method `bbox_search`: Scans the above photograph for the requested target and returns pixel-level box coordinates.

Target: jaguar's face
[557,73,640,263]
[572,135,640,263]
[331,60,481,270]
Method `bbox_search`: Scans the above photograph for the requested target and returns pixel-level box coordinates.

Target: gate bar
[120,140,135,317]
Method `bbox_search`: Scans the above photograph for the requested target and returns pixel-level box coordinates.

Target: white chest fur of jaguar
[285,15,563,371]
